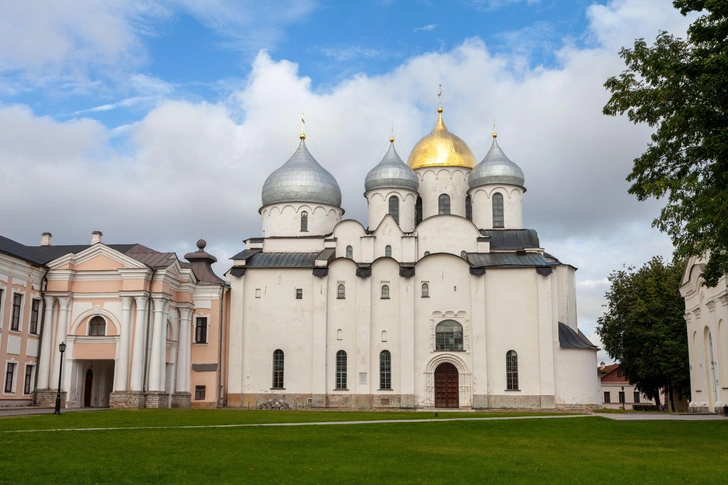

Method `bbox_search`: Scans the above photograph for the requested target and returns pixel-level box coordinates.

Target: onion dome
[365,137,419,192]
[469,133,525,189]
[407,108,477,170]
[261,133,342,207]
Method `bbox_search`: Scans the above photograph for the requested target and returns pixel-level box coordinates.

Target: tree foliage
[603,1,728,287]
[596,257,690,409]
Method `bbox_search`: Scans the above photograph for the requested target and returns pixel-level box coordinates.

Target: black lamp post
[54,342,66,415]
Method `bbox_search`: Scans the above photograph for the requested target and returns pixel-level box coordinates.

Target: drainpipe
[216,283,227,407]
[141,268,157,407]
[32,267,49,404]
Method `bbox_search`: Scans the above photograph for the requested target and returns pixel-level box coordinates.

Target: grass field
[1,410,726,484]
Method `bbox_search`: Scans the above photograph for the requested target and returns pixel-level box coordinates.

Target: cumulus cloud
[0,0,695,359]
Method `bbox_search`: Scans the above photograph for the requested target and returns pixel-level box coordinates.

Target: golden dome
[407,109,477,170]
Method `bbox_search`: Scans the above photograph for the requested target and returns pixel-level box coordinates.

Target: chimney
[40,232,53,246]
[91,231,103,245]
[599,362,606,371]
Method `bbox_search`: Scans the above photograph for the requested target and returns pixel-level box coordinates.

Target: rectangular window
[295,288,303,299]
[11,293,22,331]
[604,391,611,403]
[23,365,34,394]
[633,391,640,404]
[272,350,284,389]
[336,351,347,390]
[194,386,205,400]
[29,299,40,335]
[194,317,208,344]
[0,288,4,328]
[5,363,16,393]
[618,391,625,404]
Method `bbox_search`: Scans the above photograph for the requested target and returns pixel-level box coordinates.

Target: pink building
[0,232,228,409]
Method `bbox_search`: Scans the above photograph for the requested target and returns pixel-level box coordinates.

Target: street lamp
[54,342,66,415]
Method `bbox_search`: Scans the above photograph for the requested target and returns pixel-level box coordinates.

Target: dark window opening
[506,350,519,390]
[492,193,504,228]
[88,316,106,336]
[465,196,472,221]
[272,349,284,389]
[415,197,423,226]
[195,317,208,344]
[388,196,399,224]
[336,350,347,389]
[435,320,463,351]
[438,194,451,215]
[380,350,391,390]
[195,386,206,400]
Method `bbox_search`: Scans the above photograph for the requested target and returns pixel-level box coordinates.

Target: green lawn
[1,410,725,484]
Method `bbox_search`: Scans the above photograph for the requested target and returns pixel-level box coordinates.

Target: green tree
[603,1,728,287]
[596,257,690,410]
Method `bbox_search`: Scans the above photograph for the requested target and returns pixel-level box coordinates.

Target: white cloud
[414,24,437,32]
[0,0,695,356]
[319,45,388,62]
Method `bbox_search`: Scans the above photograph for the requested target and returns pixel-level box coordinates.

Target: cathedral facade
[225,108,599,410]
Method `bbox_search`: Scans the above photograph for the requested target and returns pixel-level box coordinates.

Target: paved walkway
[0,407,108,417]
[595,412,727,421]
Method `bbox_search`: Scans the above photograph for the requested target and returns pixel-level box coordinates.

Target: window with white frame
[438,194,451,215]
[5,362,17,393]
[88,316,106,336]
[381,284,390,299]
[195,317,208,344]
[272,349,284,389]
[23,365,34,394]
[379,350,391,390]
[337,284,345,299]
[492,193,504,228]
[29,299,40,335]
[421,282,429,298]
[506,350,519,390]
[435,320,463,351]
[385,245,392,258]
[336,350,347,390]
[11,293,22,331]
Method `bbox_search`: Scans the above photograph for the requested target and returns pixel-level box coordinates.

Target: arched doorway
[84,369,93,407]
[435,363,459,408]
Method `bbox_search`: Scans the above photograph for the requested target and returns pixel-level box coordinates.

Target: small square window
[296,288,303,299]
[195,385,206,400]
[255,288,261,298]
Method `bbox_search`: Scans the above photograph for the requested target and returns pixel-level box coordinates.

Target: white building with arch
[681,257,728,413]
[226,108,599,410]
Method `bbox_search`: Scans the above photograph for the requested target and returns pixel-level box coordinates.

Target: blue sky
[0,0,694,358]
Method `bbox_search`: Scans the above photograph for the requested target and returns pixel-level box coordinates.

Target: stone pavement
[595,412,727,421]
[0,406,108,417]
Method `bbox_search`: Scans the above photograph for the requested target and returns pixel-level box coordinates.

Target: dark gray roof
[0,235,46,265]
[247,252,320,268]
[466,252,552,268]
[316,248,336,264]
[558,322,598,350]
[479,229,539,250]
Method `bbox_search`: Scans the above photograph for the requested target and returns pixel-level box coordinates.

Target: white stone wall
[469,185,524,229]
[366,189,418,233]
[261,203,343,237]
[416,167,471,219]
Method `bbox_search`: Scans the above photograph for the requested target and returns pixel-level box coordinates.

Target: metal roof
[469,136,525,189]
[230,248,262,261]
[480,229,540,250]
[246,252,320,268]
[558,322,598,350]
[466,252,552,268]
[364,141,419,192]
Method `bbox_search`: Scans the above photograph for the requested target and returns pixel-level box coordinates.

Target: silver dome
[261,139,342,207]
[469,136,525,189]
[364,141,419,192]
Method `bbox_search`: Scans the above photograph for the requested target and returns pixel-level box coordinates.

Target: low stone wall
[109,391,145,409]
[144,391,170,409]
[171,392,191,409]
[35,390,65,408]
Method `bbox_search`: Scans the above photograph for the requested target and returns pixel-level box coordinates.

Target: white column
[50,297,71,389]
[114,297,133,392]
[148,298,167,392]
[130,297,148,391]
[37,296,55,389]
[176,308,192,394]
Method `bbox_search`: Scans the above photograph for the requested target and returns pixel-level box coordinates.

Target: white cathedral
[225,108,599,410]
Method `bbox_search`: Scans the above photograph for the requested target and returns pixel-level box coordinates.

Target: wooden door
[84,369,93,407]
[435,363,459,408]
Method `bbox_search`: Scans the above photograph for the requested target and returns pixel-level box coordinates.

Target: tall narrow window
[385,245,392,258]
[88,316,106,336]
[5,363,16,393]
[11,293,22,331]
[438,194,451,215]
[492,193,504,228]
[29,299,40,334]
[336,350,347,389]
[435,320,463,351]
[633,391,640,403]
[388,196,400,224]
[23,365,33,394]
[415,196,423,226]
[381,285,390,299]
[604,391,611,403]
[506,350,519,390]
[618,391,626,404]
[337,284,345,299]
[195,317,208,344]
[380,350,392,390]
[300,211,308,232]
[421,282,429,298]
[346,245,353,259]
[465,196,472,221]
[272,349,284,389]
